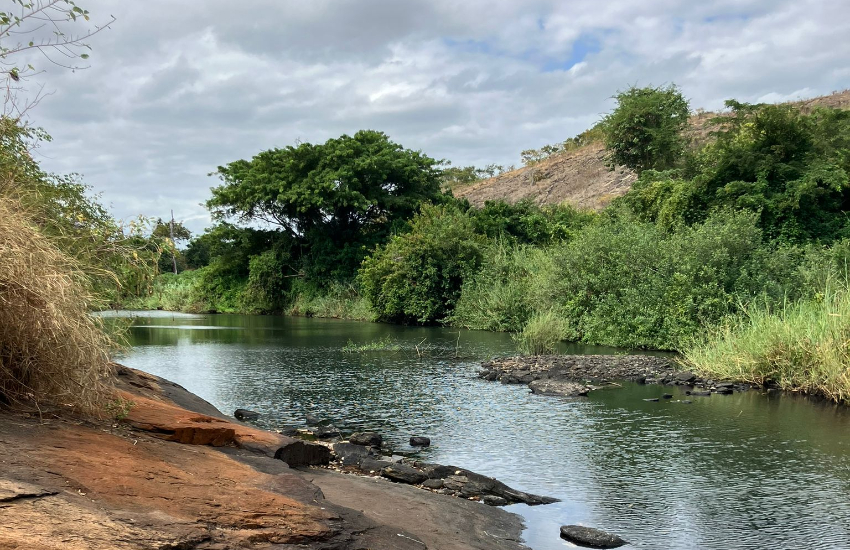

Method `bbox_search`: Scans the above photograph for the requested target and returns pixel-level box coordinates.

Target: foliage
[342,335,401,353]
[440,162,507,189]
[359,204,485,324]
[287,281,373,321]
[0,197,113,412]
[685,282,850,404]
[619,102,850,243]
[209,130,442,281]
[0,0,114,118]
[512,310,570,355]
[601,85,690,173]
[0,117,163,305]
[452,242,557,332]
[468,199,596,245]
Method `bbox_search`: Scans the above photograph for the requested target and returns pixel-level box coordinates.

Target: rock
[359,457,393,473]
[677,400,692,404]
[409,436,431,447]
[642,398,660,402]
[422,479,444,490]
[528,379,591,397]
[349,432,382,447]
[312,425,341,439]
[691,391,712,397]
[482,495,508,506]
[333,443,373,466]
[233,408,260,421]
[278,425,300,437]
[714,387,733,395]
[676,371,697,384]
[274,440,331,467]
[560,525,627,548]
[381,464,428,485]
[304,413,322,426]
[662,394,673,399]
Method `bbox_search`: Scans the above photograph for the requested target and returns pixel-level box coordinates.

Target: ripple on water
[116,313,850,550]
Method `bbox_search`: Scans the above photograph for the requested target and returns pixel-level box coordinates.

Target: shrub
[0,198,113,413]
[359,204,485,324]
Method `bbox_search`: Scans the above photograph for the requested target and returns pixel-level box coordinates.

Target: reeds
[684,283,850,404]
[0,198,114,413]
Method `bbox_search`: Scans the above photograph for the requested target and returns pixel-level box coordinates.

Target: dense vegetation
[125,85,850,403]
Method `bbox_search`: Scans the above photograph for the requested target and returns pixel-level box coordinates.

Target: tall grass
[685,284,850,404]
[0,198,114,413]
[288,283,373,321]
[512,310,570,355]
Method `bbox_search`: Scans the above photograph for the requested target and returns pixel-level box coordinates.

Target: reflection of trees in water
[575,387,850,548]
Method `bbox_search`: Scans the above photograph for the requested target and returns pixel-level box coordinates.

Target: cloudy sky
[12,0,850,233]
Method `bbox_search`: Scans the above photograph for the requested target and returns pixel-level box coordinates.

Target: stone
[714,387,733,395]
[662,394,673,399]
[642,398,660,402]
[333,443,373,466]
[481,495,508,506]
[691,391,712,397]
[559,525,627,548]
[359,457,393,473]
[381,464,428,485]
[233,408,260,421]
[274,440,331,467]
[409,436,431,447]
[676,371,697,384]
[422,479,444,490]
[312,425,341,439]
[528,379,591,397]
[304,413,322,426]
[349,432,382,447]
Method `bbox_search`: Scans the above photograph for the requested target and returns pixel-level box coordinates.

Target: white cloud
[8,0,848,233]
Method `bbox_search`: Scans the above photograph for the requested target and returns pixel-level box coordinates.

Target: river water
[110,311,850,549]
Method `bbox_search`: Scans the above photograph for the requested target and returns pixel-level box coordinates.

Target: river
[110,311,850,549]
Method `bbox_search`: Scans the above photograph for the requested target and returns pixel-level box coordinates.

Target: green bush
[359,204,485,324]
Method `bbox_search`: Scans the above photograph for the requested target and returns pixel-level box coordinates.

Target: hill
[455,90,850,210]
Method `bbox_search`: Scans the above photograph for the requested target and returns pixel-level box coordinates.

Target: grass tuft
[0,198,115,413]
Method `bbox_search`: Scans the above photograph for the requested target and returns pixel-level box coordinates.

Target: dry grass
[0,197,114,414]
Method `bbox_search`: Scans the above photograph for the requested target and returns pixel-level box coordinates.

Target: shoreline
[0,365,531,550]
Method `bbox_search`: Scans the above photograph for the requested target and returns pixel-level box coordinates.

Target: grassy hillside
[456,90,850,209]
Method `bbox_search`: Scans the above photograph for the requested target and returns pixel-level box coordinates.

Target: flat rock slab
[528,379,592,397]
[0,480,57,502]
[560,525,627,548]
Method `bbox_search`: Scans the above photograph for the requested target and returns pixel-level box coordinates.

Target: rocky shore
[0,365,532,550]
[479,354,757,397]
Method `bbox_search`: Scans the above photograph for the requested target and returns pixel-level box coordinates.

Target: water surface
[111,311,850,549]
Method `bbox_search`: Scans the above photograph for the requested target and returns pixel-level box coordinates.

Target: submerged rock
[409,436,431,447]
[233,408,260,421]
[559,525,627,548]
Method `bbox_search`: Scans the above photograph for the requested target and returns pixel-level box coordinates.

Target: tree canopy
[208,130,442,240]
[602,85,690,174]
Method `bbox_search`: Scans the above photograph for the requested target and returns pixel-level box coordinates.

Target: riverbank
[0,365,529,550]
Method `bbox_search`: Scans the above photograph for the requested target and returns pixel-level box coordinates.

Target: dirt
[455,90,850,210]
[0,366,530,550]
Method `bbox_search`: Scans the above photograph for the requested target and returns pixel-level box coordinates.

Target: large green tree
[209,130,442,239]
[602,85,690,174]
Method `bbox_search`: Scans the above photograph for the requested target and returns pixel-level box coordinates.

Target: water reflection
[114,311,850,550]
